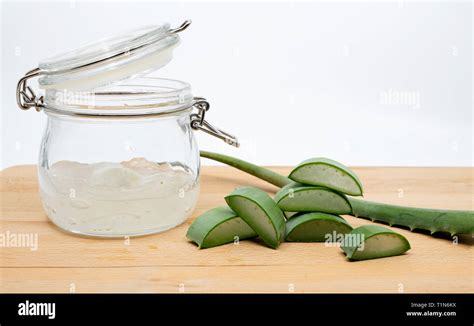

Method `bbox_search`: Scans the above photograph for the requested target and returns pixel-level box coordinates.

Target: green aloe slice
[186,207,257,249]
[341,225,411,261]
[285,212,353,242]
[225,187,286,249]
[275,182,352,215]
[289,157,363,196]
[200,151,474,236]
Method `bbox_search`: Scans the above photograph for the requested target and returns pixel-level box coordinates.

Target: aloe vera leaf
[341,225,411,260]
[186,207,257,249]
[289,157,363,196]
[348,198,474,236]
[225,187,286,249]
[200,151,474,235]
[200,150,290,188]
[275,182,352,215]
[285,212,353,242]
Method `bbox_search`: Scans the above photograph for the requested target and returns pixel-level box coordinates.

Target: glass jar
[16,21,238,237]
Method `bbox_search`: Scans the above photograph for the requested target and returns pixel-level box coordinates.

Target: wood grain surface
[1,164,472,293]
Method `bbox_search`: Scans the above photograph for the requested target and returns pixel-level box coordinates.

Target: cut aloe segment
[225,187,286,249]
[341,225,411,261]
[285,212,353,242]
[275,182,352,215]
[200,151,474,236]
[186,207,257,249]
[289,157,363,196]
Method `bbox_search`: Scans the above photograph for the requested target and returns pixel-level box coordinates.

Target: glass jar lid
[37,21,190,91]
[16,20,240,147]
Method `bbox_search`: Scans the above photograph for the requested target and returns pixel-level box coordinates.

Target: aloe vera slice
[341,225,411,261]
[289,157,363,196]
[186,207,257,249]
[200,151,474,236]
[225,187,286,249]
[285,212,353,242]
[275,182,352,215]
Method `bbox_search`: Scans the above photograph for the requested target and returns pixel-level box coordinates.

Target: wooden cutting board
[0,165,472,293]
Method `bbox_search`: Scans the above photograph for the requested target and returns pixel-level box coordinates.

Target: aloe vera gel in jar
[39,158,200,237]
[17,21,238,237]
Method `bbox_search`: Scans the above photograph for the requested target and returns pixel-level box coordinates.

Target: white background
[1,0,472,168]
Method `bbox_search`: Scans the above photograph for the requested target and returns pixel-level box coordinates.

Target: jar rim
[42,77,194,117]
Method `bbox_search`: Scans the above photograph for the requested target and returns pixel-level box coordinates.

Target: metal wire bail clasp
[190,97,239,147]
[16,67,44,111]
